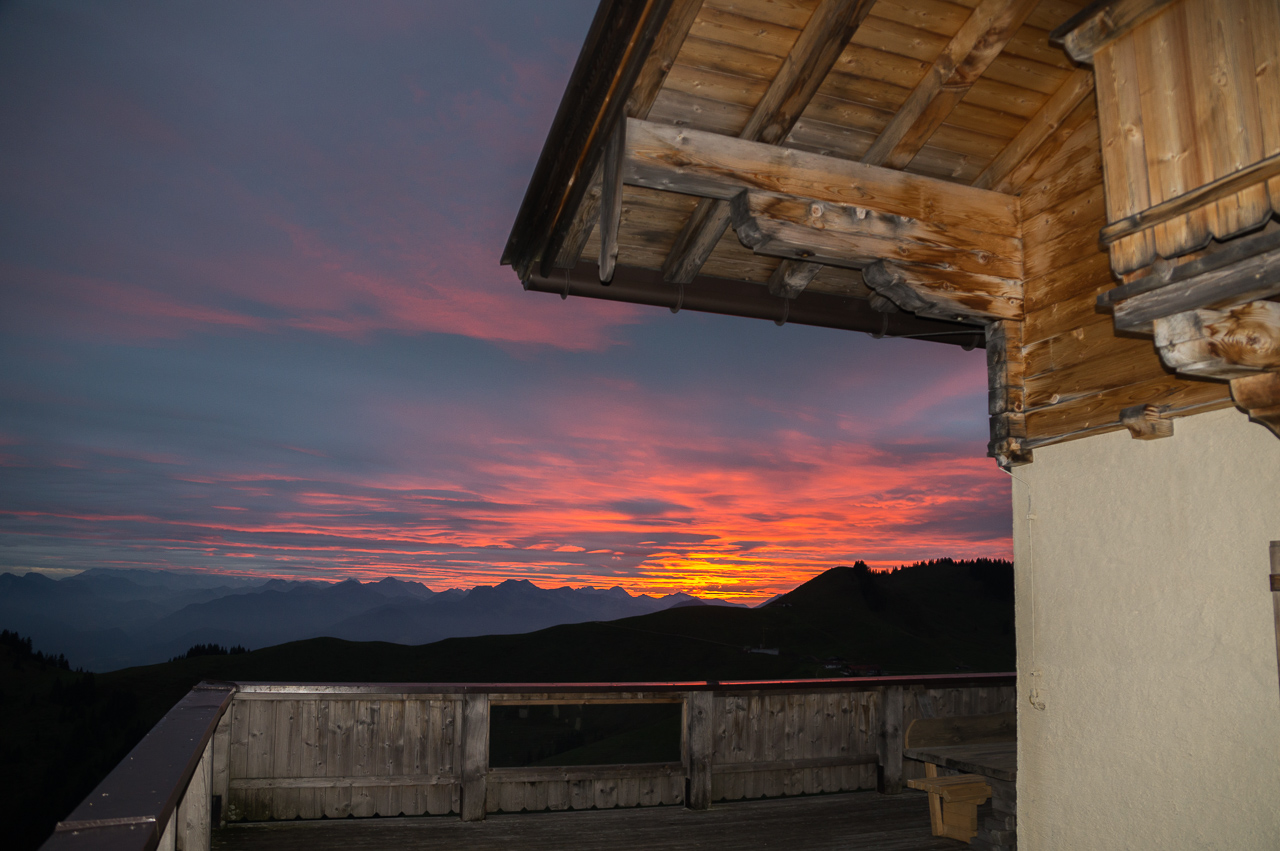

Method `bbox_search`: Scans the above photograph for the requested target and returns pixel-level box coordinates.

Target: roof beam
[660,0,877,284]
[860,0,1040,170]
[553,0,706,271]
[624,118,1022,237]
[862,260,1023,322]
[973,68,1095,192]
[523,261,985,346]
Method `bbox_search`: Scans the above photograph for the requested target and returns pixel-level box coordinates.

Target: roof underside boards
[504,0,1234,451]
[505,0,1095,292]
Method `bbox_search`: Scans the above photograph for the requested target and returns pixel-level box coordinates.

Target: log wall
[1016,94,1231,447]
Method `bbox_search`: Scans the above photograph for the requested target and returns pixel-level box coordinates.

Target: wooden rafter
[597,114,626,282]
[503,0,676,281]
[660,0,877,284]
[554,0,705,271]
[973,69,1096,192]
[859,0,1041,171]
[768,260,823,299]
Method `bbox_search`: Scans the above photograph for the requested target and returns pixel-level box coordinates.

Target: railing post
[211,708,231,827]
[685,689,714,810]
[460,692,489,821]
[877,685,904,794]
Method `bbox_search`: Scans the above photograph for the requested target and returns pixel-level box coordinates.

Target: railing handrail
[229,671,1017,695]
[41,682,234,851]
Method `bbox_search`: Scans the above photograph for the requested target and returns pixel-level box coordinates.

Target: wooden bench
[903,712,1015,844]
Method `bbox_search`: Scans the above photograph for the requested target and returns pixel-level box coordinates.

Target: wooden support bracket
[1120,404,1174,440]
[1153,301,1280,380]
[724,191,1022,323]
[1230,372,1280,437]
[862,259,1023,324]
[768,259,823,299]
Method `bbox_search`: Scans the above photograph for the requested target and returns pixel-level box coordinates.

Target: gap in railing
[489,702,683,767]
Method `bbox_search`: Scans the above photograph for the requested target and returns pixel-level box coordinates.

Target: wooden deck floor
[212,790,967,851]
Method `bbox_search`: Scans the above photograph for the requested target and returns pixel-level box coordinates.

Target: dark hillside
[7,559,1012,850]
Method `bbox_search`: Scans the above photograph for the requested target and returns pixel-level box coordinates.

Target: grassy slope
[9,560,1012,849]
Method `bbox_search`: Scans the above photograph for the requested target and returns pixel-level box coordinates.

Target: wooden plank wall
[485,765,685,814]
[1093,0,1280,274]
[1016,97,1230,446]
[710,690,879,801]
[220,682,1016,822]
[224,694,464,821]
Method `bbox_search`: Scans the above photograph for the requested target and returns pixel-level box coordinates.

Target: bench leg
[924,764,944,835]
[940,800,980,842]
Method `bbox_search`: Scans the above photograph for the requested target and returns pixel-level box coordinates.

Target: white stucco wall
[1012,407,1280,850]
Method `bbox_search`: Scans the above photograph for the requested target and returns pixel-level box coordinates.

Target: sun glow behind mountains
[0,1,1011,605]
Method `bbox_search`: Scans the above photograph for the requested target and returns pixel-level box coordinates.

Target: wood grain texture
[1051,0,1177,63]
[504,0,675,279]
[555,0,706,270]
[1229,371,1280,437]
[662,0,877,283]
[598,115,626,282]
[976,68,1095,192]
[860,0,1041,170]
[626,118,1021,235]
[1154,301,1280,379]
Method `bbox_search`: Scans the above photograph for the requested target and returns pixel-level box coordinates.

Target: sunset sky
[0,0,1011,602]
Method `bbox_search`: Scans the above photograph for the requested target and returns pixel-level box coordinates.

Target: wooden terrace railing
[40,673,1016,851]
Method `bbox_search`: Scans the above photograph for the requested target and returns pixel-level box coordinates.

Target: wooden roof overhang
[503,0,1279,464]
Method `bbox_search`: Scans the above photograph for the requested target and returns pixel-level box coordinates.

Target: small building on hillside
[503,0,1280,847]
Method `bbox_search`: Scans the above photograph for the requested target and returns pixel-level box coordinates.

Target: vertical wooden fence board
[461,693,489,821]
[295,700,319,819]
[686,690,714,810]
[728,695,748,800]
[226,699,248,821]
[211,708,232,826]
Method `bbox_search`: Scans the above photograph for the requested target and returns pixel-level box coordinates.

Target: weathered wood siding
[218,680,1015,822]
[1017,96,1231,446]
[710,690,878,800]
[224,694,464,821]
[485,765,685,814]
[1092,0,1280,273]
